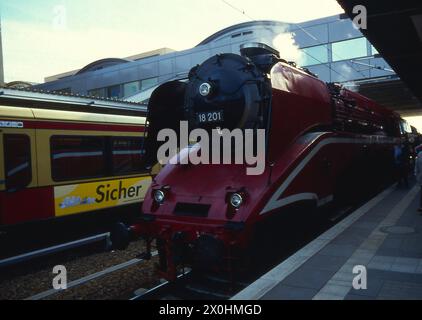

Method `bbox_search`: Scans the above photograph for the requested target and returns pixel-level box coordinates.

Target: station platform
[232,182,422,300]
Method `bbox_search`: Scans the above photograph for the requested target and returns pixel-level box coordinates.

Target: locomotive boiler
[124,43,407,280]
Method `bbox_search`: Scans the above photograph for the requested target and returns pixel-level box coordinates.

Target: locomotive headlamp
[154,190,165,204]
[230,193,243,208]
[199,82,212,97]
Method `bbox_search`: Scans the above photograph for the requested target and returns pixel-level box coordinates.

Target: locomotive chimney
[240,42,280,58]
[240,42,282,73]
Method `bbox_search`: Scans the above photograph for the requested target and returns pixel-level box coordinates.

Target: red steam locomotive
[124,43,408,280]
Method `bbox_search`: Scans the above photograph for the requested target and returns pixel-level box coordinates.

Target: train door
[0,125,39,226]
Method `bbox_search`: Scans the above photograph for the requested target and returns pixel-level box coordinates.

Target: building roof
[44,48,176,82]
[196,20,289,46]
[75,58,130,75]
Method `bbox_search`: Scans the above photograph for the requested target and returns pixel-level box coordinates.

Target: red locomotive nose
[129,44,405,282]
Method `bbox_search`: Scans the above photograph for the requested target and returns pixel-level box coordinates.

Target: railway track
[130,271,249,300]
[1,184,390,300]
[26,251,159,300]
[0,237,159,300]
[0,233,111,269]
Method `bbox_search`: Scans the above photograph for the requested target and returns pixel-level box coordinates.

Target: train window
[111,137,144,175]
[4,134,32,190]
[50,136,106,181]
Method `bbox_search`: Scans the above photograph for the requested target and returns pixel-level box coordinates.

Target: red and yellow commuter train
[0,89,150,256]
[126,43,411,280]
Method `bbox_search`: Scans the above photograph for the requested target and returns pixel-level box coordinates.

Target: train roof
[0,104,146,126]
[0,87,147,117]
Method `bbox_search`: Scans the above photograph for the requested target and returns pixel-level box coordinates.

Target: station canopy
[337,1,422,115]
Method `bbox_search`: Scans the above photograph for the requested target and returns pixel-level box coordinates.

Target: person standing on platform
[394,144,402,184]
[414,148,422,213]
[395,143,409,188]
[402,143,410,188]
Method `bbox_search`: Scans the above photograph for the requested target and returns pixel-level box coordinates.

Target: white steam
[272,32,304,65]
[342,81,359,92]
[249,24,304,66]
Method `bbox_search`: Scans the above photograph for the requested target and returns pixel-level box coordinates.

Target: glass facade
[37,16,395,98]
[54,87,71,94]
[331,37,367,62]
[123,81,141,97]
[371,45,379,55]
[107,85,121,98]
[87,77,158,99]
[301,45,329,66]
[141,77,158,90]
[301,37,369,67]
[87,87,106,98]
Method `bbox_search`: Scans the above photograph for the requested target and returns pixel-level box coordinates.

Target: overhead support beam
[397,109,422,118]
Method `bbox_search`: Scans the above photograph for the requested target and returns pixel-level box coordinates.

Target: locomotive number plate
[197,110,224,123]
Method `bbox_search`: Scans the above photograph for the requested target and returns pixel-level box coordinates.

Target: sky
[0,0,344,83]
[1,1,421,130]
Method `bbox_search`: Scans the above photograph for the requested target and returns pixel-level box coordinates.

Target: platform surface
[232,182,422,300]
